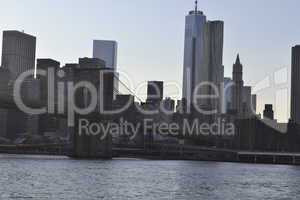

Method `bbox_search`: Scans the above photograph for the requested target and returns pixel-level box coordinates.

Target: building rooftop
[93,40,117,44]
[78,57,106,68]
[37,59,60,68]
[189,10,204,15]
[3,30,36,39]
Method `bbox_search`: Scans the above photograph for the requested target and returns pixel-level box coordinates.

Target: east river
[0,154,300,200]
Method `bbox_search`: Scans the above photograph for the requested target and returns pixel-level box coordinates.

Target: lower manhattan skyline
[0,0,299,122]
[2,1,300,199]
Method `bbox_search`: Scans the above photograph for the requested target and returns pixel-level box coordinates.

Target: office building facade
[93,40,117,70]
[1,30,36,80]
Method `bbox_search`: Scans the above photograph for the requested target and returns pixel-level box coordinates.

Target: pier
[237,151,300,165]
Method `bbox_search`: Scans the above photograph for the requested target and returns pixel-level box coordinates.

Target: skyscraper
[206,21,224,113]
[93,40,119,99]
[291,45,300,124]
[0,31,35,139]
[1,30,36,80]
[232,54,244,116]
[182,1,224,111]
[182,2,207,107]
[93,40,118,70]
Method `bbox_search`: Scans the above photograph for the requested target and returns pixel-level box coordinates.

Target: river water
[0,154,300,200]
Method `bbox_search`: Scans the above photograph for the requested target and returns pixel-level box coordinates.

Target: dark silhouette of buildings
[291,45,300,125]
[37,59,60,108]
[162,97,175,113]
[146,81,164,106]
[229,55,256,118]
[251,94,257,114]
[263,104,274,120]
[78,57,106,69]
[0,3,300,160]
[232,54,244,116]
[233,46,300,153]
[31,59,61,136]
[235,117,287,151]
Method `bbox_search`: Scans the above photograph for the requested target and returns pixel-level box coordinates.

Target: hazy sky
[0,0,299,122]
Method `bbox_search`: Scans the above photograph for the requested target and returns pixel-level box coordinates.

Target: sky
[0,0,299,122]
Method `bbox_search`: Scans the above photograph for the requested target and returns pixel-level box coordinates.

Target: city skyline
[1,2,300,199]
[0,0,300,122]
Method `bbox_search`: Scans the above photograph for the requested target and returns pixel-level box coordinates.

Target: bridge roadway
[1,144,300,165]
[113,144,237,161]
[0,144,71,156]
[0,143,237,160]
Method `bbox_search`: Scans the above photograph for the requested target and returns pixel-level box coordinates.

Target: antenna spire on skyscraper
[236,54,241,65]
[195,0,198,12]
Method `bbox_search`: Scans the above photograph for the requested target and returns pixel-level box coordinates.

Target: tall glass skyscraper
[93,40,119,98]
[182,2,224,112]
[182,5,207,108]
[93,40,118,70]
